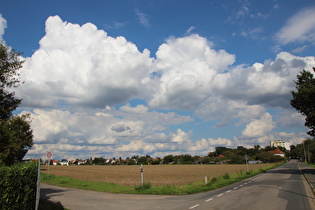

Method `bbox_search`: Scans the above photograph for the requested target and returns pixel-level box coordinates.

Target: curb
[298,162,315,195]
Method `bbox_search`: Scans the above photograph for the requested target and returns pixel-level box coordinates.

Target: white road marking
[239,184,243,187]
[189,204,200,209]
[233,187,238,190]
[217,193,224,197]
[205,198,213,202]
[226,190,232,193]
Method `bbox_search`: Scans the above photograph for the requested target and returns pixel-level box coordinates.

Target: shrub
[223,172,230,179]
[135,182,152,191]
[246,170,252,175]
[210,177,218,184]
[0,162,38,209]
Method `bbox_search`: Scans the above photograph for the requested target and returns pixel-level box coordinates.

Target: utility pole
[303,141,307,163]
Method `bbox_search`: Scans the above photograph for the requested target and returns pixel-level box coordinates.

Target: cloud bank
[9,15,314,160]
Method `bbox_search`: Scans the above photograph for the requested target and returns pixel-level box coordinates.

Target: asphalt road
[41,160,315,210]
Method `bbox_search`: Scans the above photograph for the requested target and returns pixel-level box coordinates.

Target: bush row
[0,162,38,209]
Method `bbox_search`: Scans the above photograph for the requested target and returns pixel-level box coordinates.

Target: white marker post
[244,154,249,171]
[140,164,144,187]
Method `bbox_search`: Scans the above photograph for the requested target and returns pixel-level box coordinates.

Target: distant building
[248,160,262,164]
[77,159,86,165]
[269,149,285,157]
[270,140,290,150]
[51,160,59,165]
[60,159,69,166]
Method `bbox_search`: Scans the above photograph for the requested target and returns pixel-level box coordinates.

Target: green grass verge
[306,163,315,168]
[41,163,282,195]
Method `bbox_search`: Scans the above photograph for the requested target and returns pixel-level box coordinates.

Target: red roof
[270,149,285,154]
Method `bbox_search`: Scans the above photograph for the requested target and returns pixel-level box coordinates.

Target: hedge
[0,162,38,209]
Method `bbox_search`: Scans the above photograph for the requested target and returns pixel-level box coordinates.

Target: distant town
[38,140,300,166]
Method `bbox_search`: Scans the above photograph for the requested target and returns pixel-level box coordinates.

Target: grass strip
[41,163,281,195]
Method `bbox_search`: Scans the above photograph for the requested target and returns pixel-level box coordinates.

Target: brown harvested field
[42,164,273,186]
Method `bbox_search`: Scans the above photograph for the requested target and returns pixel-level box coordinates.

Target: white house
[60,159,69,166]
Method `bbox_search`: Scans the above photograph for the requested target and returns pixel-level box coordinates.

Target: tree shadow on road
[302,169,315,175]
[40,187,66,209]
[265,169,302,175]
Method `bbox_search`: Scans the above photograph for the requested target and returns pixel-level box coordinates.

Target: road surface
[41,160,315,210]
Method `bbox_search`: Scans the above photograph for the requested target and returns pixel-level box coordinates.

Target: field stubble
[42,164,273,186]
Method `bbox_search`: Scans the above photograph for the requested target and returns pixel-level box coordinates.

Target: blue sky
[1,0,315,160]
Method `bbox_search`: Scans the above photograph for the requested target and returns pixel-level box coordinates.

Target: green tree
[215,147,230,156]
[163,155,174,164]
[0,43,33,165]
[0,115,33,165]
[0,43,23,120]
[92,157,105,165]
[230,155,244,164]
[127,159,136,165]
[257,151,275,163]
[290,68,315,136]
[138,156,148,164]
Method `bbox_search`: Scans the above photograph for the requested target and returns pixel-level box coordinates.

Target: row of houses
[47,159,86,166]
[47,158,136,166]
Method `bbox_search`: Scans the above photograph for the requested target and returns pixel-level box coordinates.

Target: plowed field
[42,164,273,186]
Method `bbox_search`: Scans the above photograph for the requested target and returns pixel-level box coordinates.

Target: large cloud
[147,34,236,110]
[241,113,275,138]
[18,16,153,108]
[275,7,315,45]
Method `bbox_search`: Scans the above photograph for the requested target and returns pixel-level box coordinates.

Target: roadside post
[140,164,144,187]
[46,151,53,176]
[244,154,249,171]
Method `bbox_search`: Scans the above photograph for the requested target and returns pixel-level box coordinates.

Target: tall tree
[0,43,23,120]
[290,68,315,136]
[0,42,33,165]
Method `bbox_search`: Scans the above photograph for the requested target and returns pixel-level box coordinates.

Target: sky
[1,0,315,161]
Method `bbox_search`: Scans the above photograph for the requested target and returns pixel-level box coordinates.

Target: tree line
[62,144,288,166]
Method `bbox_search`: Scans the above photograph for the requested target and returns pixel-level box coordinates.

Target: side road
[40,183,181,210]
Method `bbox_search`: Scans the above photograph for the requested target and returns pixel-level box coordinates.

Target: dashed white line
[190,176,262,209]
[189,204,200,209]
[205,198,213,202]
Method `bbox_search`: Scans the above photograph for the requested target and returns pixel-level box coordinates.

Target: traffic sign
[46,151,53,159]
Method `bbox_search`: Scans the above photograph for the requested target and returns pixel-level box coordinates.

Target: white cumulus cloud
[17,16,153,108]
[242,113,275,138]
[148,34,235,109]
[275,7,315,45]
